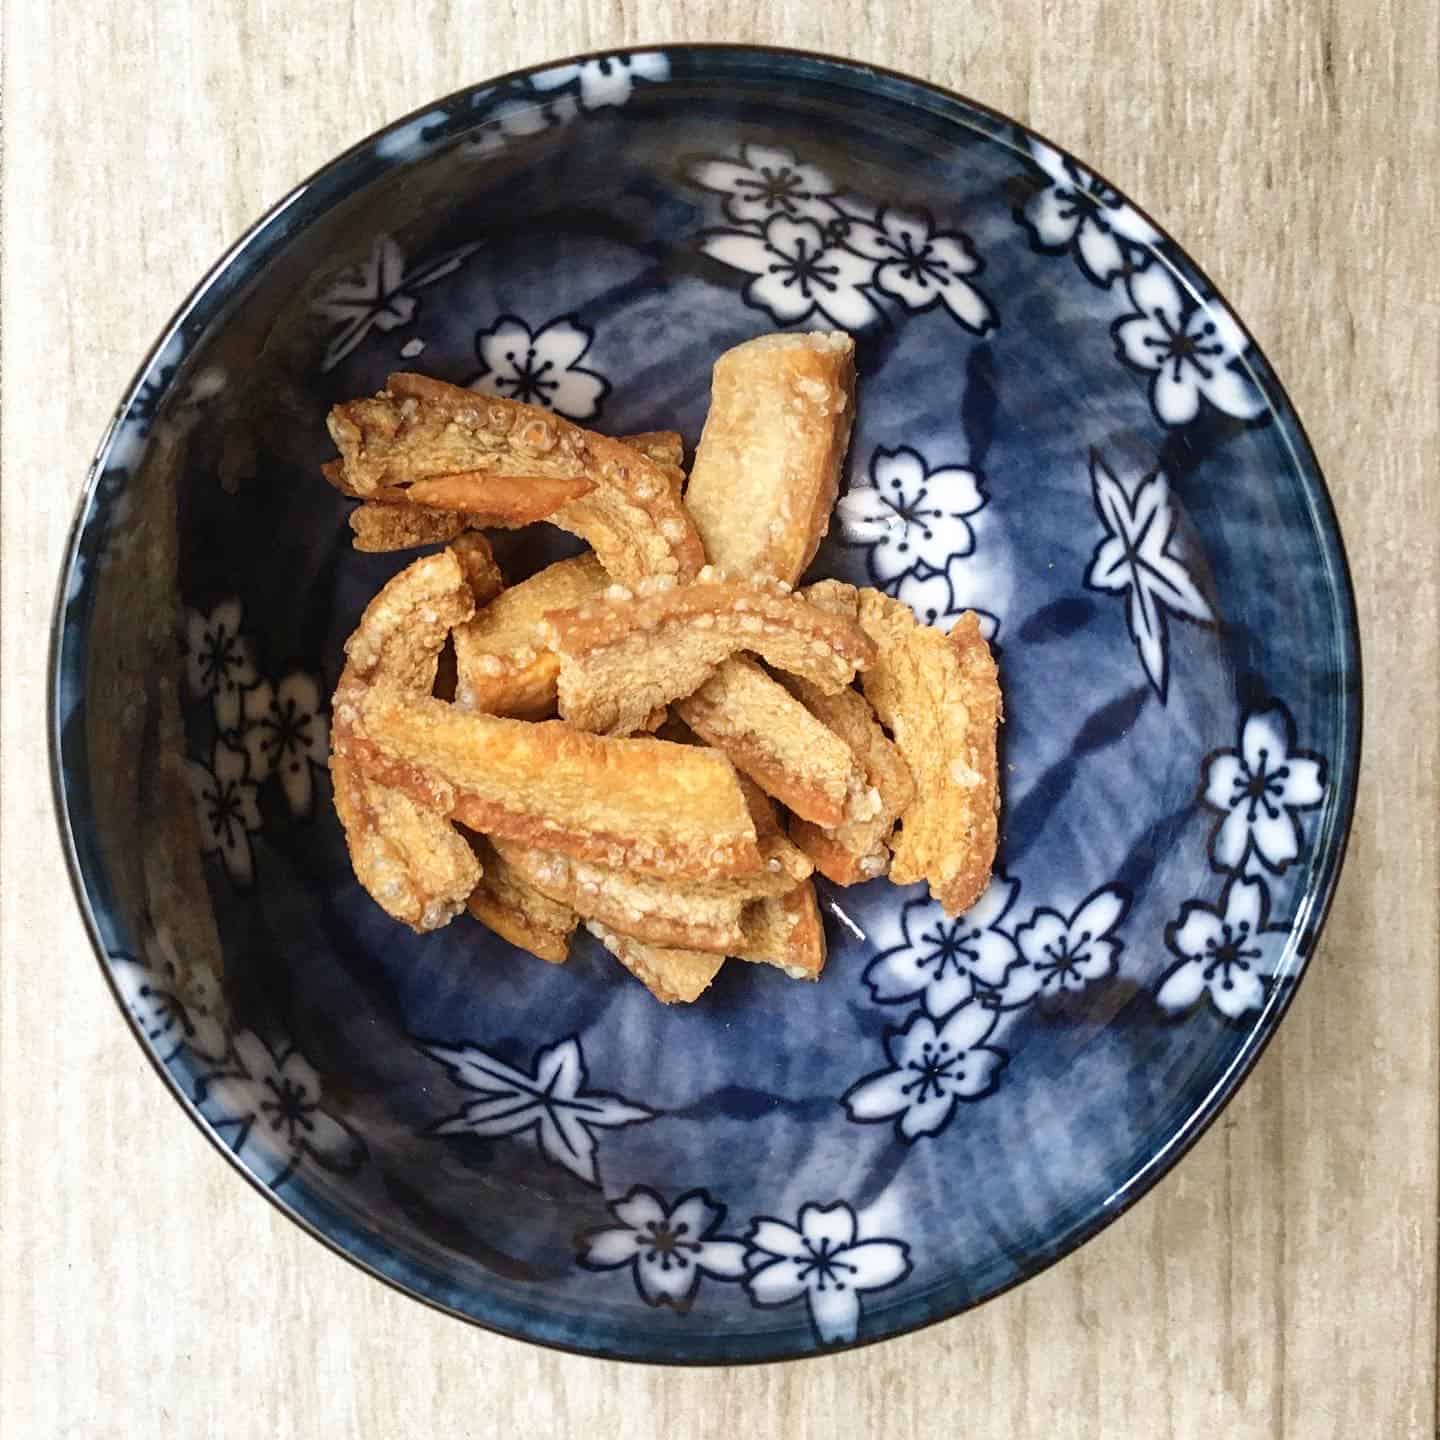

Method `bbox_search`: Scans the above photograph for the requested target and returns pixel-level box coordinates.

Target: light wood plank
[2,3,1435,1437]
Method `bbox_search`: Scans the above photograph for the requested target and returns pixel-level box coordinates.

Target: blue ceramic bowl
[52,46,1360,1363]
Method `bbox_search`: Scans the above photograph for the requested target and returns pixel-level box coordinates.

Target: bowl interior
[54,48,1358,1362]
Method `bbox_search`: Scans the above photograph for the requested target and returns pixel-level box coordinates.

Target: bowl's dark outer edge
[48,40,1363,1367]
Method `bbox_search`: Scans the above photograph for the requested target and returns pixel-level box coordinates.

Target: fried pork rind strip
[448,532,505,606]
[673,658,862,827]
[329,375,704,582]
[464,836,576,964]
[585,923,726,1005]
[542,570,875,736]
[331,763,481,931]
[784,679,916,885]
[342,688,763,881]
[349,502,468,552]
[684,331,856,584]
[452,552,607,719]
[494,843,746,953]
[811,583,1000,915]
[330,551,481,931]
[616,429,685,484]
[583,876,823,1003]
[734,879,827,980]
[488,781,810,953]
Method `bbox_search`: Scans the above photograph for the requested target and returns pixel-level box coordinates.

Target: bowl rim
[49,40,1363,1365]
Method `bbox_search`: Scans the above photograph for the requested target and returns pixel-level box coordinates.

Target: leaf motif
[423,1035,655,1187]
[1086,453,1213,700]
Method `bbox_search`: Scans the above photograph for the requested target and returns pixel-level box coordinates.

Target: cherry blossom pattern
[689,141,839,226]
[422,1035,654,1187]
[700,215,884,331]
[836,443,992,632]
[1112,264,1265,427]
[530,51,670,111]
[842,206,996,333]
[1016,137,1162,288]
[842,1002,1007,1139]
[743,1202,911,1346]
[1008,885,1131,1005]
[1200,700,1327,875]
[197,1030,365,1187]
[863,876,1027,1020]
[111,954,226,1064]
[185,599,260,734]
[577,1187,748,1312]
[312,233,482,372]
[691,142,996,337]
[470,314,610,421]
[1157,877,1291,1020]
[186,740,262,887]
[241,673,329,819]
[1084,450,1213,700]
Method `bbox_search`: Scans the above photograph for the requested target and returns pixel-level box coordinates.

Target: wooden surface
[2,4,1437,1437]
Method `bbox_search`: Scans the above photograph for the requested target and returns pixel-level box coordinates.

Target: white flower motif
[1009,885,1130,1004]
[184,599,260,734]
[530,51,669,110]
[313,234,481,372]
[842,1003,1007,1139]
[841,207,996,333]
[1085,452,1213,699]
[689,142,839,227]
[200,1031,364,1185]
[423,1035,654,1187]
[837,444,987,588]
[1020,138,1162,286]
[241,673,329,818]
[1113,264,1265,425]
[863,877,1027,1019]
[111,955,226,1063]
[744,1202,911,1346]
[1201,702,1327,874]
[701,215,883,331]
[461,94,559,157]
[1157,877,1290,1020]
[470,314,610,421]
[185,740,262,887]
[577,1187,748,1311]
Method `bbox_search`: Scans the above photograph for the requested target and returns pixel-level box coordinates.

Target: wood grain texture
[2,2,1436,1437]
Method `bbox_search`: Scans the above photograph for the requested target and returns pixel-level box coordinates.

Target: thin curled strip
[328,375,704,582]
[342,687,763,882]
[541,569,875,735]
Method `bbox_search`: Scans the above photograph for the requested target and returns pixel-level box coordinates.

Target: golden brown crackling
[685,331,856,584]
[330,753,480,932]
[488,783,808,953]
[783,678,916,885]
[543,571,875,735]
[452,553,607,719]
[343,688,762,882]
[349,502,469,552]
[448,532,505,606]
[733,879,827,980]
[329,375,704,583]
[340,549,477,697]
[852,592,1001,915]
[585,922,725,1005]
[329,552,481,930]
[674,658,862,827]
[364,471,594,521]
[463,836,575,964]
[493,842,745,953]
[620,432,686,502]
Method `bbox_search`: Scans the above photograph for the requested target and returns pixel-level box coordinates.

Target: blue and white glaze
[51,47,1359,1363]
